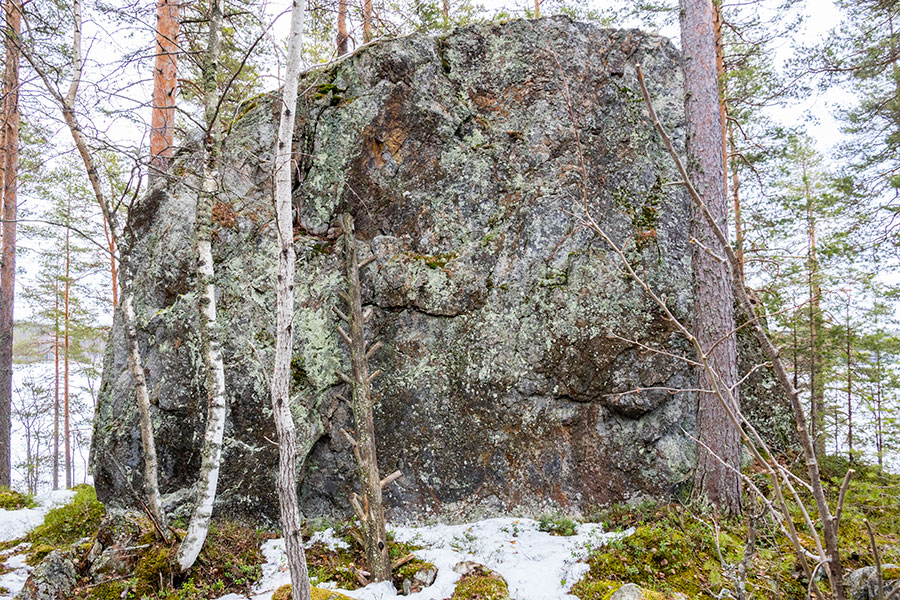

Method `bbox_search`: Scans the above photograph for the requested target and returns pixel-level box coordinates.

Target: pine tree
[679,0,742,516]
[0,0,22,489]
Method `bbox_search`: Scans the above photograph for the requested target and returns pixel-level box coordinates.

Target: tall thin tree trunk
[845,300,852,464]
[0,0,20,488]
[442,0,449,27]
[875,350,883,467]
[635,65,846,599]
[177,0,229,573]
[792,310,799,390]
[803,157,824,458]
[338,213,393,582]
[21,0,166,527]
[53,275,60,491]
[64,215,71,489]
[534,0,540,18]
[680,0,741,516]
[728,122,745,281]
[875,350,883,468]
[713,3,728,196]
[271,1,312,598]
[363,0,373,43]
[103,216,118,307]
[150,0,180,177]
[336,0,348,56]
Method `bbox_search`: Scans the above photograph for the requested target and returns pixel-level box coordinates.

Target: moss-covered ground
[572,457,900,600]
[449,565,510,600]
[0,487,37,510]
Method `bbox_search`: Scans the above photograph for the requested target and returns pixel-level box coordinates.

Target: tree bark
[21,0,166,527]
[875,350,883,468]
[103,216,118,307]
[803,156,825,458]
[150,0,180,177]
[53,276,60,490]
[271,1,312,599]
[0,0,20,489]
[845,300,852,464]
[336,0,348,56]
[680,0,742,516]
[635,65,846,598]
[64,215,71,489]
[338,213,391,582]
[176,0,229,573]
[363,0,373,43]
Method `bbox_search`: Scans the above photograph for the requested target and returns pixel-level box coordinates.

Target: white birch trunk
[272,1,312,599]
[21,0,167,528]
[177,0,229,573]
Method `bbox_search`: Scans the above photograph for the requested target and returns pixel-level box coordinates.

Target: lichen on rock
[91,16,788,525]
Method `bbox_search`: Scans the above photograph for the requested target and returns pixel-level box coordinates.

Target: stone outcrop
[14,551,76,600]
[91,16,785,524]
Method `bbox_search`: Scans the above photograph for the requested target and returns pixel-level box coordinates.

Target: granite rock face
[91,16,782,524]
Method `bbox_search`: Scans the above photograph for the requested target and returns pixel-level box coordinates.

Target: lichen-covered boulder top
[93,16,750,524]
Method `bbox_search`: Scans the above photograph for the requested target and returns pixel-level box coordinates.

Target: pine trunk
[803,158,824,458]
[177,0,229,572]
[150,0,180,176]
[875,351,883,468]
[846,304,852,463]
[363,0,373,42]
[271,1,312,599]
[64,221,72,489]
[103,218,118,306]
[53,278,60,491]
[336,0,348,56]
[680,0,741,516]
[0,0,20,488]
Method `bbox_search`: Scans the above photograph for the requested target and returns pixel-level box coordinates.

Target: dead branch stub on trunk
[335,212,399,584]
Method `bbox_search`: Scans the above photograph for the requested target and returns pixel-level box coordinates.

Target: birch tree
[20,0,166,528]
[271,1,313,598]
[176,0,231,573]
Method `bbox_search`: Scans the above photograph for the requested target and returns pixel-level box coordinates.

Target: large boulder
[91,16,783,524]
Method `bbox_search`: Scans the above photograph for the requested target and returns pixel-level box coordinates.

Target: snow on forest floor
[1,496,627,600]
[241,518,628,600]
[0,489,75,599]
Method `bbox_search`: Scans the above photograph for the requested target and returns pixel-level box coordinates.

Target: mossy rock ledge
[92,15,788,524]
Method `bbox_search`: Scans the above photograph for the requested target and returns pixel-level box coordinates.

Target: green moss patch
[273,584,354,600]
[27,485,105,548]
[574,505,805,600]
[0,486,37,510]
[73,519,269,600]
[451,566,509,600]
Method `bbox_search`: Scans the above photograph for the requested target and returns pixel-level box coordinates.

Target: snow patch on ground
[0,489,75,599]
[0,488,75,542]
[237,518,626,600]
